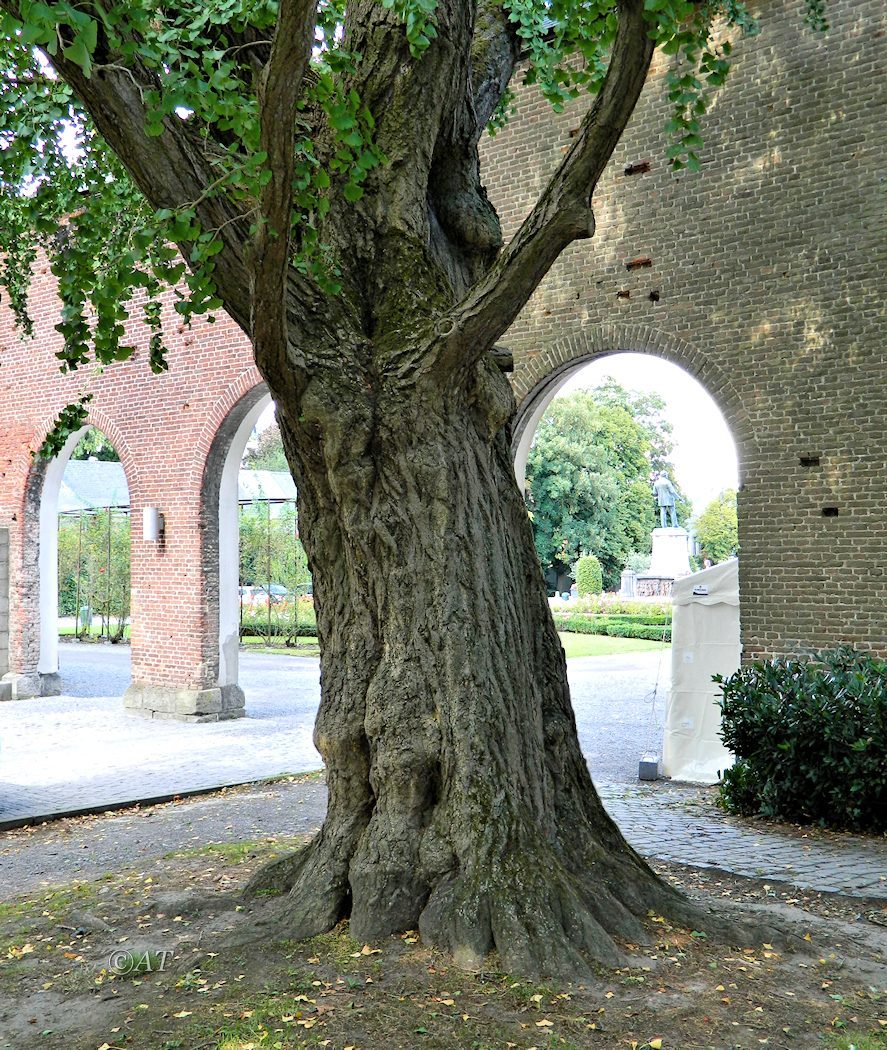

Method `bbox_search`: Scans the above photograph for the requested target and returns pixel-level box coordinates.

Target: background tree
[69,426,120,462]
[694,488,739,565]
[526,385,686,589]
[242,422,289,472]
[0,0,817,974]
[58,508,130,637]
[239,500,310,591]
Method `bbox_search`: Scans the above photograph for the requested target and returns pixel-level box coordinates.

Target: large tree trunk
[247,345,714,976]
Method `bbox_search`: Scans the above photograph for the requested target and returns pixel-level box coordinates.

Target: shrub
[623,551,651,574]
[716,646,887,832]
[552,612,671,643]
[574,555,603,596]
[240,597,318,642]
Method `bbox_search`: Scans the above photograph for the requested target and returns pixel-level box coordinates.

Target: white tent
[663,559,739,784]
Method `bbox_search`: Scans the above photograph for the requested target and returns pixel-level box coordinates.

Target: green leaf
[63,37,92,77]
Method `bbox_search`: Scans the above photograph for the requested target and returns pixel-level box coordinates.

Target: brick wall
[481,0,887,658]
[0,269,261,701]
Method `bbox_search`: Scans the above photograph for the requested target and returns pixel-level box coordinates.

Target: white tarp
[663,559,739,784]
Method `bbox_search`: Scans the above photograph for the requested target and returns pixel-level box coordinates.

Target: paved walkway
[0,777,884,904]
[607,784,886,899]
[0,644,670,825]
[0,645,884,901]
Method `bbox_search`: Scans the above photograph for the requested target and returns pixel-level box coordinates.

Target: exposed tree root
[244,830,789,977]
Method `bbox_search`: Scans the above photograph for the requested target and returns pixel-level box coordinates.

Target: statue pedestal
[637,528,691,597]
[648,528,691,578]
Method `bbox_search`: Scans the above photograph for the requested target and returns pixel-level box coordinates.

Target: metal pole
[239,502,244,637]
[74,510,84,638]
[105,507,112,639]
[296,499,302,646]
[266,499,272,642]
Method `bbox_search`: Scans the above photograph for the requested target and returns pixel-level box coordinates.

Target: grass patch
[163,837,306,866]
[558,632,670,659]
[824,1035,887,1050]
[58,625,131,641]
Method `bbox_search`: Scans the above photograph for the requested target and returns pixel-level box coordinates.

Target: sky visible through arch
[556,354,739,516]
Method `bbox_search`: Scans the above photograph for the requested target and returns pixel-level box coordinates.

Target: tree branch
[470,0,521,131]
[249,0,318,382]
[435,0,655,378]
[0,0,258,332]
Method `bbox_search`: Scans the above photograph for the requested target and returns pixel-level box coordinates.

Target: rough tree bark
[14,0,765,975]
[251,362,730,976]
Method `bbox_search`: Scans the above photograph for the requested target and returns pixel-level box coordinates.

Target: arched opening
[39,426,131,694]
[513,349,739,786]
[205,385,275,701]
[191,379,321,735]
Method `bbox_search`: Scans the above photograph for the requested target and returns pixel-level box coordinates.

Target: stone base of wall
[1,671,62,699]
[123,681,245,722]
[0,681,11,702]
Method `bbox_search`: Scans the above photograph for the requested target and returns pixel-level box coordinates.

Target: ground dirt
[0,789,884,1050]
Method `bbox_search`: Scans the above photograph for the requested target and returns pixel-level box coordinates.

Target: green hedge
[240,600,317,640]
[552,612,671,642]
[716,646,887,832]
[239,623,318,639]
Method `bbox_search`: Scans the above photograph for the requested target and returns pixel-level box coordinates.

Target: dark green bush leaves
[716,646,887,832]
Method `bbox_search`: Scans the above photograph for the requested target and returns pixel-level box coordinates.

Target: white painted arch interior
[216,389,274,689]
[38,426,130,676]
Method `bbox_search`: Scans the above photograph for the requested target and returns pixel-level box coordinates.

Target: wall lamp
[142,507,165,542]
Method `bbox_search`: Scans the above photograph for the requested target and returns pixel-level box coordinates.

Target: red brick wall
[0,259,261,690]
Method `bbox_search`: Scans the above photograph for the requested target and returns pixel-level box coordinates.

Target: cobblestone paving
[603,784,887,900]
[1,645,884,901]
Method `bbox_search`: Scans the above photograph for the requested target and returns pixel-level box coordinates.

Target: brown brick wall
[482,0,887,658]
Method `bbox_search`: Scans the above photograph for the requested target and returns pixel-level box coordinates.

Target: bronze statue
[653,472,679,528]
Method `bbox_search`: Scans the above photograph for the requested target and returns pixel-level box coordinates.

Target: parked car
[238,585,259,606]
[242,583,289,609]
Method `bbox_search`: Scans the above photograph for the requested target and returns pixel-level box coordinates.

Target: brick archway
[511,325,754,491]
[8,410,138,698]
[196,377,271,719]
[2,0,885,712]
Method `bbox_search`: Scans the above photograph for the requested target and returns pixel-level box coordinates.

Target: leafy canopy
[693,487,738,564]
[0,0,826,455]
[525,383,686,589]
